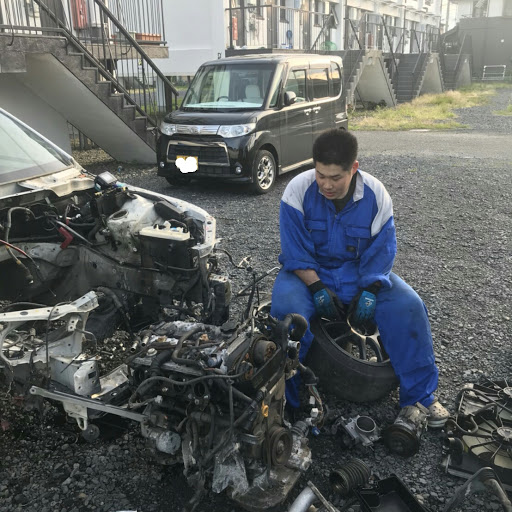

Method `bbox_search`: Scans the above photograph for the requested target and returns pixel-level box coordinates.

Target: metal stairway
[0,0,178,162]
[393,53,429,103]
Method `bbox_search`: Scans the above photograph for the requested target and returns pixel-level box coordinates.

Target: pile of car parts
[0,291,319,512]
[443,377,512,489]
[288,459,429,512]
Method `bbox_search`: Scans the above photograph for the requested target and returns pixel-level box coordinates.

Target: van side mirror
[284,91,297,106]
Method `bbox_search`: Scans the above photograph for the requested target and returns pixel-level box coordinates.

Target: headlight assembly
[159,121,177,136]
[217,123,256,138]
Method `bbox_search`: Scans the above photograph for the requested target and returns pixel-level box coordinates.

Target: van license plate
[175,155,198,173]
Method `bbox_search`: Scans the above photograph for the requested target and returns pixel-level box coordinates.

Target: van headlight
[160,121,177,136]
[217,123,256,138]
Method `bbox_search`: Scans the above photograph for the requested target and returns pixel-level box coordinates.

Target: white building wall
[456,0,474,18]
[152,0,226,76]
[488,0,505,16]
[440,0,459,31]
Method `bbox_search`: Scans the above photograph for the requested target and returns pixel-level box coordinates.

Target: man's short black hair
[313,128,358,172]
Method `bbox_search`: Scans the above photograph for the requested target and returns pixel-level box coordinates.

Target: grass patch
[494,103,512,116]
[349,83,507,131]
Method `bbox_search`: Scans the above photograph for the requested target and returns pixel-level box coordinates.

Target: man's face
[315,160,358,200]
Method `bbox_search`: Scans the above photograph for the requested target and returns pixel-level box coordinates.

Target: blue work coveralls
[270,169,439,409]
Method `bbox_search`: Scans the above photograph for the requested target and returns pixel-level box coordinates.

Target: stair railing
[410,52,426,101]
[310,4,338,52]
[25,0,178,128]
[381,18,398,83]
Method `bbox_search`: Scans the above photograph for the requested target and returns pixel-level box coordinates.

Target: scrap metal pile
[0,292,316,511]
[0,172,320,511]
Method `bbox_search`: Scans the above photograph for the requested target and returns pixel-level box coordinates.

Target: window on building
[280,0,287,21]
[314,0,324,26]
[284,69,307,102]
[309,68,329,99]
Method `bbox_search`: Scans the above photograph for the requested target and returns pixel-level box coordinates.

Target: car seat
[244,84,262,104]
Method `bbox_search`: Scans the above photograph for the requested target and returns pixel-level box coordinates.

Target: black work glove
[308,281,345,320]
[349,282,381,328]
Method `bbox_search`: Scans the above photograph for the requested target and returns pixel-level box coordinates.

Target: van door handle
[303,108,312,116]
[313,106,321,113]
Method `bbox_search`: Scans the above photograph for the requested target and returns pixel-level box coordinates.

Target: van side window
[331,62,342,97]
[284,69,307,103]
[310,68,329,99]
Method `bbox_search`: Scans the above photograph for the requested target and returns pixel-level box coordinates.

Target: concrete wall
[356,51,396,106]
[0,74,71,153]
[421,53,444,94]
[459,17,512,77]
[455,56,472,87]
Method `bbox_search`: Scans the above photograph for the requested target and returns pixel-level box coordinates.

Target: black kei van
[157,54,348,194]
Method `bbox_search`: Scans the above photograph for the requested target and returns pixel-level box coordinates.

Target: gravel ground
[1,87,512,512]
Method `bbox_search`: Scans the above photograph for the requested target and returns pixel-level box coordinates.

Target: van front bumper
[157,134,256,182]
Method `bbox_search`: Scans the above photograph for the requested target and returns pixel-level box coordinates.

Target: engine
[0,292,315,511]
[126,315,313,510]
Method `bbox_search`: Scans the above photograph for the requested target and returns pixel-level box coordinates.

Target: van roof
[201,53,342,68]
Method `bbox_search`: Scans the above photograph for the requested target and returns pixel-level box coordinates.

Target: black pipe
[149,349,174,377]
[172,325,203,367]
[274,313,308,352]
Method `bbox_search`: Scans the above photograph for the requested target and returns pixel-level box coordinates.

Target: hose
[287,486,317,512]
[172,325,204,367]
[330,459,371,496]
[149,349,174,377]
[274,313,308,352]
[443,467,512,512]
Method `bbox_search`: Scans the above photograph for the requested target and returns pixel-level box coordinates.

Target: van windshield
[182,63,275,111]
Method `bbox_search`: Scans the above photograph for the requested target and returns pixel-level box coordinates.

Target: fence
[345,15,439,54]
[225,5,335,51]
[0,0,177,126]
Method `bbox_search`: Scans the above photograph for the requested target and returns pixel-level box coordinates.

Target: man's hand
[350,282,381,327]
[308,281,344,320]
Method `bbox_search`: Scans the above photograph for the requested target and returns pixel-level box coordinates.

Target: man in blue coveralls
[270,128,449,428]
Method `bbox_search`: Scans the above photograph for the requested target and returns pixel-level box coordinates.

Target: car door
[308,66,335,141]
[279,67,314,169]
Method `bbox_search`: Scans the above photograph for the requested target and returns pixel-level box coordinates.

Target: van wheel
[251,150,276,194]
[306,317,399,403]
[165,175,192,187]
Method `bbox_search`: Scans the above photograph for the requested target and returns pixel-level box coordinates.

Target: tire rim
[256,155,275,190]
[319,319,389,363]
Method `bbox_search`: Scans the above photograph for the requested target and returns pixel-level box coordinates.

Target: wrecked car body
[0,108,315,510]
[0,108,230,334]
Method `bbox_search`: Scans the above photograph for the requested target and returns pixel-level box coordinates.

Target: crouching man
[270,129,448,428]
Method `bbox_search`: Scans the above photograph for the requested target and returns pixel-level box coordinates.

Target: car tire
[165,174,192,187]
[251,150,276,194]
[306,318,399,403]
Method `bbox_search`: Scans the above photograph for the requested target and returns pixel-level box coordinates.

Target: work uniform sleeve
[358,181,397,290]
[278,200,321,273]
